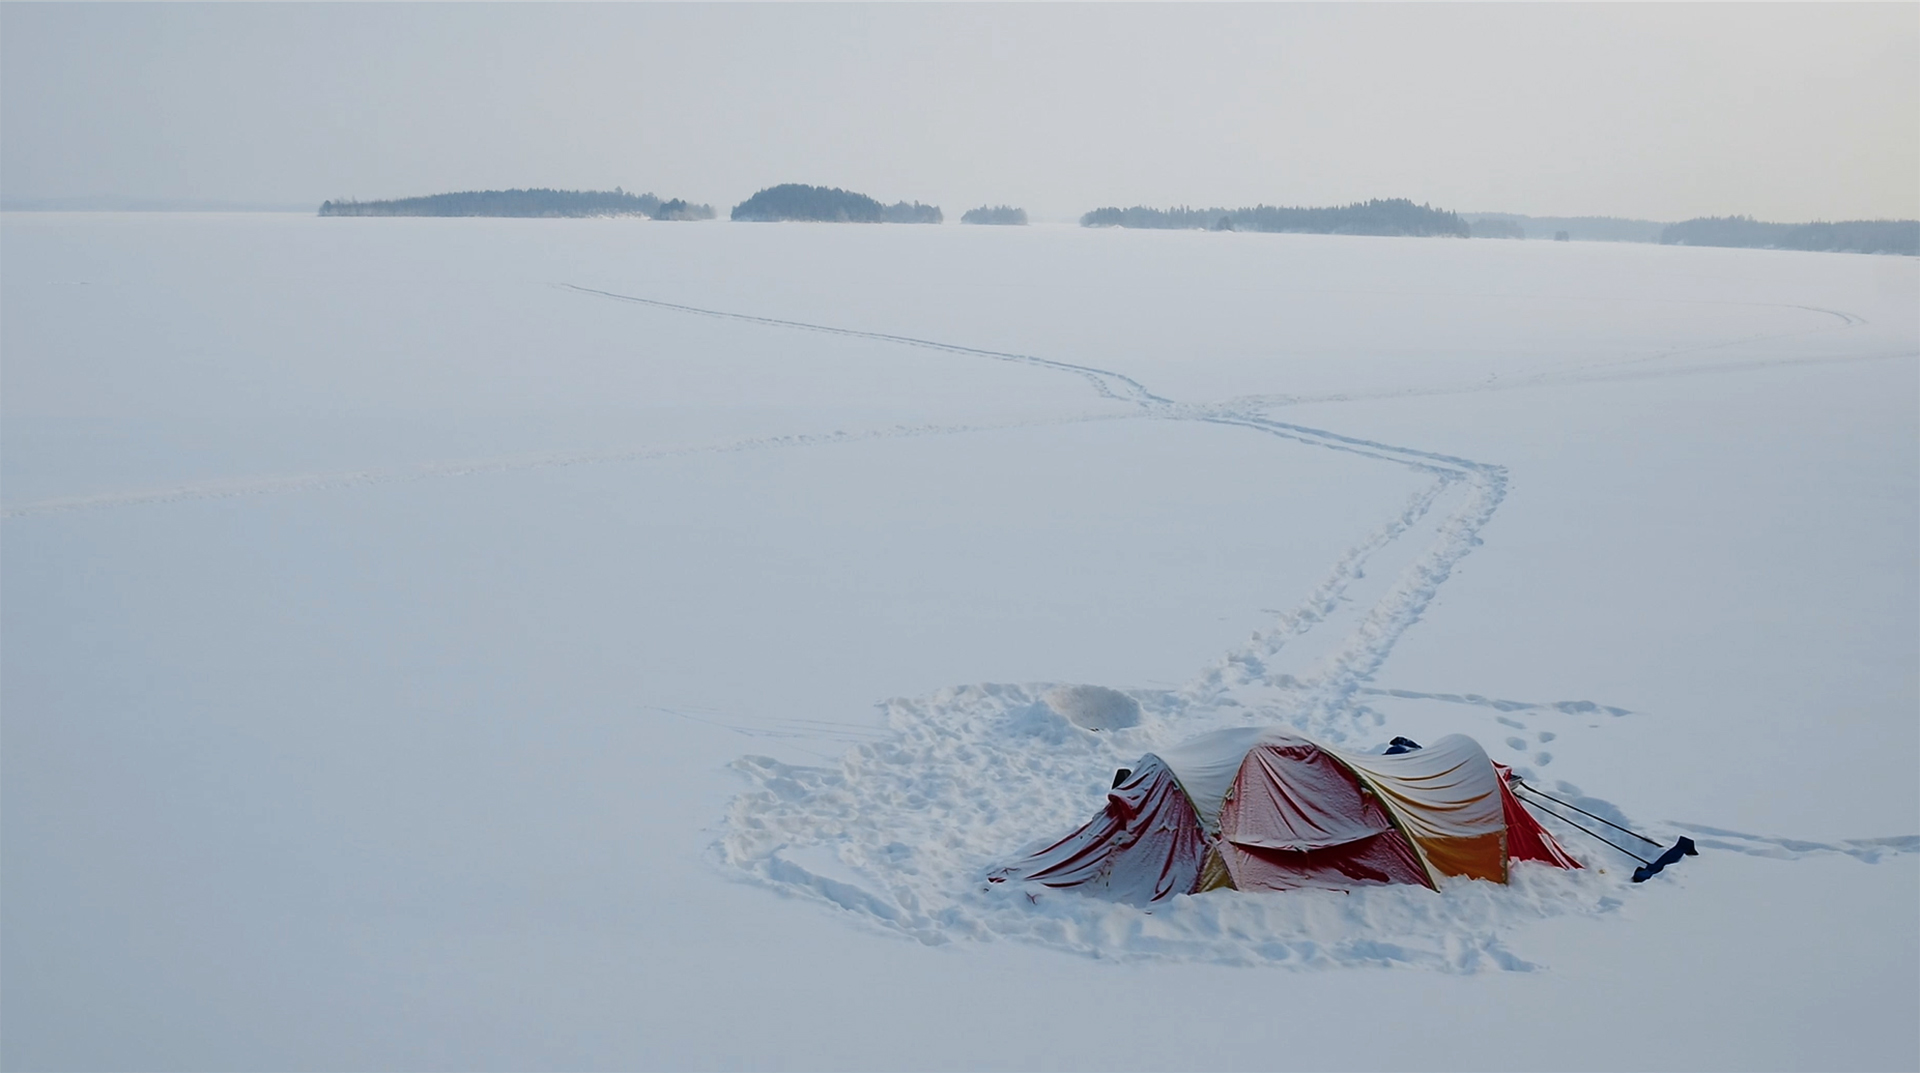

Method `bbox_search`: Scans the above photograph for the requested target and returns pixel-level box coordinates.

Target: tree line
[315,187,1914,254]
[1660,216,1917,255]
[1081,198,1469,237]
[318,188,714,219]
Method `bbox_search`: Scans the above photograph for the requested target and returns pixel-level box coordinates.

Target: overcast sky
[3,2,1915,222]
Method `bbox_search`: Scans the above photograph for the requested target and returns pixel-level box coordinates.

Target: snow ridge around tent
[721,684,1601,971]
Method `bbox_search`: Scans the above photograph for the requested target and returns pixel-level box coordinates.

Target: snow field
[3,213,1915,1070]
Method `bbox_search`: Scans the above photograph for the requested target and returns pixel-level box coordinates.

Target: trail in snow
[555,284,1173,407]
[1356,687,1635,718]
[560,284,1516,743]
[0,412,1133,520]
[1219,346,1915,415]
[1180,411,1507,735]
[1668,825,1919,864]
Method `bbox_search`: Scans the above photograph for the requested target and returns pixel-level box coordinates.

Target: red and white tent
[991,729,1578,905]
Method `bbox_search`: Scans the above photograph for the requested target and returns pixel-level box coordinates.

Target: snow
[3,213,1915,1070]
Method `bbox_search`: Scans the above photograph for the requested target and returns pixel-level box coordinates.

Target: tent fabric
[1494,764,1584,869]
[994,727,1579,903]
[1220,740,1391,851]
[1212,829,1433,892]
[985,754,1208,905]
[1340,735,1511,882]
[1212,739,1433,891]
[1153,726,1301,833]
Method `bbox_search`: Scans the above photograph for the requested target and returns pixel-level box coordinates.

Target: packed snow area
[3,213,1915,1071]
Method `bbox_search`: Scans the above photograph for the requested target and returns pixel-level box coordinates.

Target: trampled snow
[3,213,1915,1070]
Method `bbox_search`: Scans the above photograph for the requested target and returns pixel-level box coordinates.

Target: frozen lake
[4,213,1916,1070]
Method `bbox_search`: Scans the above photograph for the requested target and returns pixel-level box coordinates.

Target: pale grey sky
[2,2,1915,222]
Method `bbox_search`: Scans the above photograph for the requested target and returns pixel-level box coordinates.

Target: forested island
[961,205,1027,225]
[1081,198,1468,237]
[1660,216,1917,255]
[318,188,714,219]
[731,184,942,223]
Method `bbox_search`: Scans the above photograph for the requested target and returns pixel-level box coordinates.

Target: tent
[989,729,1579,905]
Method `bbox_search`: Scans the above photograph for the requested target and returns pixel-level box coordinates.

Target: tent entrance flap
[987,754,1207,905]
[1215,740,1432,891]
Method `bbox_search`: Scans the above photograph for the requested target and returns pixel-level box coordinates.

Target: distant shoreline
[1082,198,1468,238]
[7,196,1913,255]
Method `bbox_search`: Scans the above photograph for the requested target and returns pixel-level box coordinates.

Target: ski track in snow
[555,284,1172,407]
[0,413,1132,520]
[1218,346,1916,415]
[1667,825,1920,864]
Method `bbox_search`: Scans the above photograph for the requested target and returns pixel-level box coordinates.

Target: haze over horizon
[2,2,1916,223]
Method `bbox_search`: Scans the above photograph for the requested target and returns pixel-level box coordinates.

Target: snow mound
[1044,683,1141,730]
[719,682,1635,972]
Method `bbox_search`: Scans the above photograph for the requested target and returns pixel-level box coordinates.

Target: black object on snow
[1383,736,1423,755]
[1111,768,1133,789]
[1632,837,1699,883]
